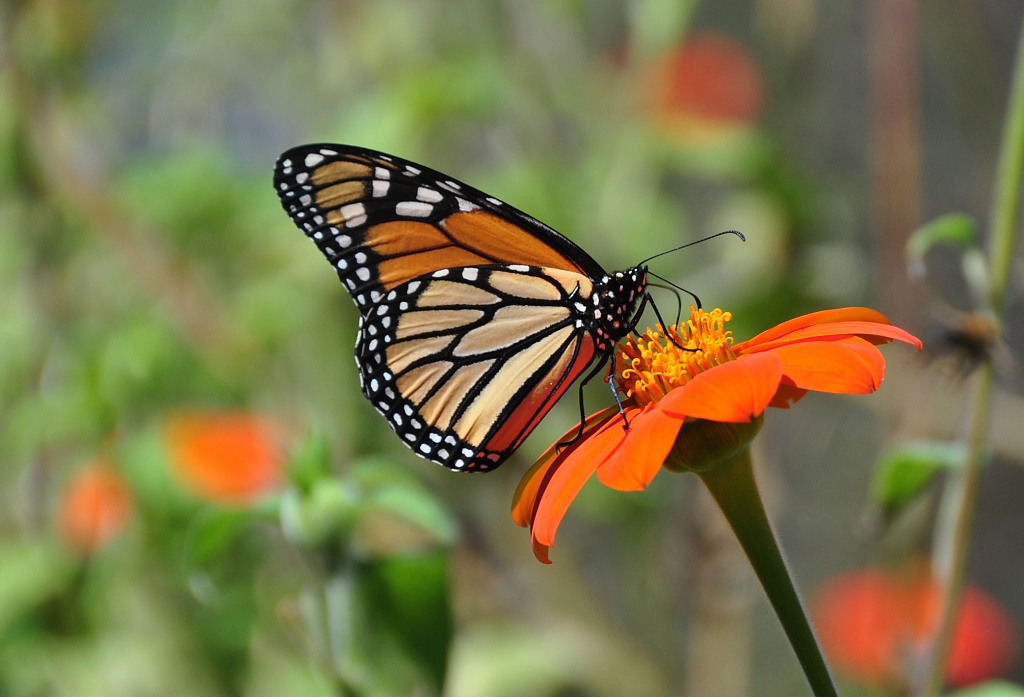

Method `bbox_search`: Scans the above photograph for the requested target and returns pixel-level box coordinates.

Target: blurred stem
[695,449,838,697]
[869,0,923,328]
[920,13,1024,697]
[683,485,755,697]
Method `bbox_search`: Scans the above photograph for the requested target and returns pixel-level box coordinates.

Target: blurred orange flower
[513,307,921,562]
[165,411,286,504]
[646,32,764,144]
[58,461,133,552]
[813,567,1018,688]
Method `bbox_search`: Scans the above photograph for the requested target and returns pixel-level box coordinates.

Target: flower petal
[511,406,618,528]
[771,337,886,394]
[659,352,783,422]
[739,322,922,354]
[530,411,634,554]
[768,381,808,409]
[596,404,683,491]
[735,308,922,354]
[739,308,891,346]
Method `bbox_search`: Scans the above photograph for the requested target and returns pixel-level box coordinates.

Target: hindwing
[355,265,597,471]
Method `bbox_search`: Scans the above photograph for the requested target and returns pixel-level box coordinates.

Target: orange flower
[646,32,764,145]
[58,461,133,552]
[513,307,921,562]
[813,567,1018,688]
[165,411,286,504]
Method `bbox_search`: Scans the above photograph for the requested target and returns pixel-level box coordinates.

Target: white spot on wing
[304,153,324,167]
[340,202,367,227]
[416,186,443,203]
[396,201,433,217]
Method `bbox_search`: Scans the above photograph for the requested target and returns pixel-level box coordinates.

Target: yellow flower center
[618,307,736,407]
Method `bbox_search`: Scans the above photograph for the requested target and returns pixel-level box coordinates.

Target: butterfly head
[588,266,649,352]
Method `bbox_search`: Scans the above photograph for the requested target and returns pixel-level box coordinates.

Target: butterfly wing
[274,144,629,472]
[273,144,608,313]
[356,264,598,471]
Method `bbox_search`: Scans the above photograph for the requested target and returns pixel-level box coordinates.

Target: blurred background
[2,0,1024,695]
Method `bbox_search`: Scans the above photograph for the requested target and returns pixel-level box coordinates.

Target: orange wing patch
[454,328,593,448]
[454,305,571,357]
[317,180,366,209]
[483,333,596,453]
[396,361,455,405]
[368,221,494,290]
[419,359,498,430]
[442,210,587,273]
[311,159,373,186]
[386,333,457,375]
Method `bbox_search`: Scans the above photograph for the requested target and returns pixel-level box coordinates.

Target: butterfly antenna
[636,229,745,267]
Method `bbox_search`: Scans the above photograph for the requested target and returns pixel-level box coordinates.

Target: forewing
[356,265,598,471]
[274,144,607,314]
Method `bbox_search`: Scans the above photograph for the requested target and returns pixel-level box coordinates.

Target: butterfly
[274,144,649,472]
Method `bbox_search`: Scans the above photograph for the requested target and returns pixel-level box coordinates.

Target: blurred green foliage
[1,0,1020,695]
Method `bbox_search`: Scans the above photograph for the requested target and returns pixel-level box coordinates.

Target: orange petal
[771,337,885,394]
[596,404,683,491]
[511,406,618,528]
[532,536,552,564]
[659,352,783,422]
[58,462,133,552]
[768,381,808,409]
[735,308,905,352]
[531,411,633,551]
[165,412,285,503]
[738,321,922,354]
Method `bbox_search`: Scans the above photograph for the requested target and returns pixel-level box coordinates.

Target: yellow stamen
[619,307,735,407]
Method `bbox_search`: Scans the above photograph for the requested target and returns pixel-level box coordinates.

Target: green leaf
[0,541,76,635]
[286,430,333,494]
[906,214,980,277]
[279,478,360,550]
[871,440,967,511]
[353,553,453,695]
[349,458,458,551]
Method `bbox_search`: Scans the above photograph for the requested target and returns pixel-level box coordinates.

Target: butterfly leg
[557,355,615,450]
[605,350,632,432]
[637,293,698,353]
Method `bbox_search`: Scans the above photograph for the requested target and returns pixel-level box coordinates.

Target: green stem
[920,12,1024,697]
[696,449,839,697]
[986,15,1024,318]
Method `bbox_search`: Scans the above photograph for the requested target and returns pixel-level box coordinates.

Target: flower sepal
[664,414,765,473]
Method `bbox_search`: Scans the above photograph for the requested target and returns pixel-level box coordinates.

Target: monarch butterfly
[274,144,650,473]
